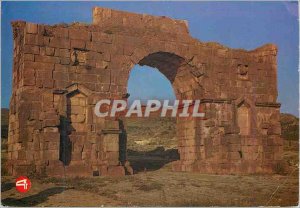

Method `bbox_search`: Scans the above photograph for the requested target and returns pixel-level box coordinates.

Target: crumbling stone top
[92,7,189,35]
[11,7,277,55]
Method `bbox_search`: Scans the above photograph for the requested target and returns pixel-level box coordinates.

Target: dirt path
[1,164,298,207]
[1,177,121,206]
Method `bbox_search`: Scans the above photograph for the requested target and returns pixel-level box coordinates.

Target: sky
[1,1,299,116]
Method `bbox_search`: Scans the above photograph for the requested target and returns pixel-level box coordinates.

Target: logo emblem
[16,176,31,193]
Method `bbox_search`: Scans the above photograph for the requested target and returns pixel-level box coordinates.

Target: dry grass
[2,159,298,206]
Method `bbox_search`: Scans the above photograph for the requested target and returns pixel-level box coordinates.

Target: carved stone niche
[71,49,88,66]
[260,122,269,135]
[237,64,249,80]
[237,101,251,136]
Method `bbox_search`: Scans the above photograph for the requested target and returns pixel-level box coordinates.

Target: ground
[1,160,298,206]
[1,114,299,206]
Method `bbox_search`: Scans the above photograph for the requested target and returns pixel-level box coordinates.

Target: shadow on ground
[1,187,69,207]
[1,182,14,192]
[128,146,179,173]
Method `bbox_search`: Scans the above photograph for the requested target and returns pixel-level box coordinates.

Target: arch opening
[124,62,180,173]
[119,51,201,174]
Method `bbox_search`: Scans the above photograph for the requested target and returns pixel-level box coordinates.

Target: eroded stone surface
[7,7,283,177]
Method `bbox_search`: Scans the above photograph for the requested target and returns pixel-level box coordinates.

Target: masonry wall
[7,7,283,177]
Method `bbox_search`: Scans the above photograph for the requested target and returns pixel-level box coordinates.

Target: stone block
[36,69,53,79]
[228,144,241,152]
[26,23,38,34]
[103,134,119,152]
[228,152,241,160]
[87,135,98,145]
[54,64,69,73]
[35,55,60,63]
[82,151,91,160]
[78,74,98,83]
[24,45,40,54]
[71,115,86,123]
[272,136,283,146]
[92,32,112,43]
[71,39,86,49]
[25,61,54,70]
[227,135,241,144]
[107,151,119,165]
[45,47,55,56]
[72,152,83,161]
[55,80,71,88]
[49,37,70,49]
[264,152,274,160]
[53,71,68,81]
[267,124,281,135]
[69,29,91,40]
[70,106,85,115]
[60,57,71,65]
[42,132,60,142]
[56,48,70,58]
[104,120,119,129]
[44,150,59,160]
[17,150,26,160]
[43,119,59,127]
[25,34,44,45]
[55,28,69,38]
[224,125,239,134]
[107,166,125,176]
[23,77,36,86]
[24,54,34,61]
[86,41,110,53]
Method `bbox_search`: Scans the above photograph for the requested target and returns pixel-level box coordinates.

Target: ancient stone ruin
[7,7,283,177]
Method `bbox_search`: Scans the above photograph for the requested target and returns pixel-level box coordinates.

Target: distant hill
[125,117,177,152]
[1,108,9,138]
[0,108,298,141]
[280,113,299,141]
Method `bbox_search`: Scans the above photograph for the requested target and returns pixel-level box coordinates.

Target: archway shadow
[2,187,69,207]
[1,182,14,192]
[127,147,179,173]
[59,115,72,165]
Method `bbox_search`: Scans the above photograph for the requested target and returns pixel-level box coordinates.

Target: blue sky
[1,1,299,116]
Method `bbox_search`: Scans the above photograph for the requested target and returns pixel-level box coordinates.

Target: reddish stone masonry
[7,7,282,177]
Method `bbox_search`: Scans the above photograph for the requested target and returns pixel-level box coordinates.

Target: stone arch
[122,51,204,170]
[7,7,283,176]
[124,51,203,100]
